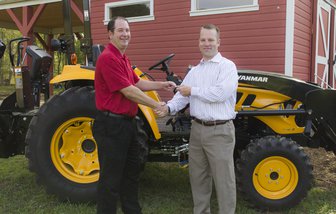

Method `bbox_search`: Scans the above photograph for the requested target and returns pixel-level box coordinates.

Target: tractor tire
[236,136,313,210]
[25,86,98,202]
[135,116,149,168]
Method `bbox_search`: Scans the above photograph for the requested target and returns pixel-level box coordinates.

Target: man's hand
[176,85,191,96]
[154,102,169,117]
[162,81,176,92]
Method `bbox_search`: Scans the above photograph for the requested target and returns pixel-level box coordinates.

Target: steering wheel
[148,53,175,71]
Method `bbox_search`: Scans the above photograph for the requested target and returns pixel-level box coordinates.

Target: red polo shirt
[95,43,140,117]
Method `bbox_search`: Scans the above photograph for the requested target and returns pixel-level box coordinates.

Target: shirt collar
[107,43,125,59]
[200,52,222,64]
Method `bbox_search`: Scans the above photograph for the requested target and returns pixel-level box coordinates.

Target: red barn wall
[91,0,288,100]
[293,0,313,81]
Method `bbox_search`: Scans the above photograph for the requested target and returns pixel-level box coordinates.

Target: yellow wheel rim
[50,117,99,184]
[253,156,298,199]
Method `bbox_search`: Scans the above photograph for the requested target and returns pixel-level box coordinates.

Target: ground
[305,147,336,189]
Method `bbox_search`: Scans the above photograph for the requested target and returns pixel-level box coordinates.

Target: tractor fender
[138,105,161,140]
[50,65,162,140]
[50,64,94,84]
[50,65,152,84]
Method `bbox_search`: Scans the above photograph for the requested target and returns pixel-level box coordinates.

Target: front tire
[236,136,313,210]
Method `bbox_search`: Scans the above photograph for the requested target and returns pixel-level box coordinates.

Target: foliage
[0,28,86,86]
[0,28,22,85]
[53,34,85,76]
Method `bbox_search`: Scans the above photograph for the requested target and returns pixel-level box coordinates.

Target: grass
[1,85,336,213]
[0,156,336,214]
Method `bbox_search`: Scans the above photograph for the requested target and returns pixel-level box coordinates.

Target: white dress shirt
[167,52,238,121]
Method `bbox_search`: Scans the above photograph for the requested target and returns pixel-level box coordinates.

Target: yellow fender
[50,64,162,140]
[50,64,95,84]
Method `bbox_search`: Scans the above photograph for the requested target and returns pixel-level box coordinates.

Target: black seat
[26,45,52,80]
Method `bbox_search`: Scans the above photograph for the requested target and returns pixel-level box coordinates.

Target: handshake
[153,84,191,117]
[154,102,169,117]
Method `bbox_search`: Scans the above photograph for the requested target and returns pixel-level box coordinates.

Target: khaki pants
[189,120,236,214]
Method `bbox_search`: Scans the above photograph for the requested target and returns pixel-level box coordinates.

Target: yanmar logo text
[238,75,268,83]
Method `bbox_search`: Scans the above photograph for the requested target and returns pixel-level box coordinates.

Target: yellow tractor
[1,0,335,210]
[24,49,336,210]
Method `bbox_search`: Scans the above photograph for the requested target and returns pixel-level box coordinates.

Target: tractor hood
[238,70,336,154]
[238,70,321,103]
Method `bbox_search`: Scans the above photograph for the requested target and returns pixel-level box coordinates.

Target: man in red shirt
[93,16,175,214]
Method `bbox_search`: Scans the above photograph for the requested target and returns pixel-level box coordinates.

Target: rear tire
[25,86,98,202]
[135,116,149,169]
[25,86,150,202]
[236,136,313,210]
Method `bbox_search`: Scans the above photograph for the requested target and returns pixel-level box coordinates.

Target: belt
[101,111,134,120]
[193,117,231,126]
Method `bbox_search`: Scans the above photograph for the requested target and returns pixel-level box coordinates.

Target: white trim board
[285,0,295,76]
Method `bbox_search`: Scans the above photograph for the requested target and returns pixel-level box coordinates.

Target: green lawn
[0,85,335,213]
[0,156,335,214]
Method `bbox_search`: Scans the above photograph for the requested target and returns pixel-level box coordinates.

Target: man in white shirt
[157,24,238,214]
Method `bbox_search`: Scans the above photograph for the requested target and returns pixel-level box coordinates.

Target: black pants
[93,111,142,214]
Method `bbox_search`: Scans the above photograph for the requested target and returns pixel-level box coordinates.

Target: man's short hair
[107,16,129,32]
[201,24,220,38]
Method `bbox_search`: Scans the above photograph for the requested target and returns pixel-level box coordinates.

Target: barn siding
[293,0,313,81]
[90,0,287,101]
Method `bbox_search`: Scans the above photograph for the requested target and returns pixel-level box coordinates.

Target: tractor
[1,0,336,211]
[24,49,336,210]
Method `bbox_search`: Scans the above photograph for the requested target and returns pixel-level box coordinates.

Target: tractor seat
[26,45,52,80]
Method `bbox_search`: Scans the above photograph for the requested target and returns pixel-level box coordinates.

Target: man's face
[109,19,131,53]
[199,28,220,60]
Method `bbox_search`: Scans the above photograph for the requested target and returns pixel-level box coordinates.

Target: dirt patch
[305,147,336,189]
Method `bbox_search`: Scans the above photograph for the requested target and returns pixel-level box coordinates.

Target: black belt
[193,117,231,126]
[101,111,134,120]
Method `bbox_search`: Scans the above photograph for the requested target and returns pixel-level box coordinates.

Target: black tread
[236,136,313,210]
[25,86,150,202]
[25,86,97,202]
[135,116,149,168]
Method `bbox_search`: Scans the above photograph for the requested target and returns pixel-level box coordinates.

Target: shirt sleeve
[167,92,189,115]
[102,56,134,92]
[190,61,238,103]
[167,76,191,115]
